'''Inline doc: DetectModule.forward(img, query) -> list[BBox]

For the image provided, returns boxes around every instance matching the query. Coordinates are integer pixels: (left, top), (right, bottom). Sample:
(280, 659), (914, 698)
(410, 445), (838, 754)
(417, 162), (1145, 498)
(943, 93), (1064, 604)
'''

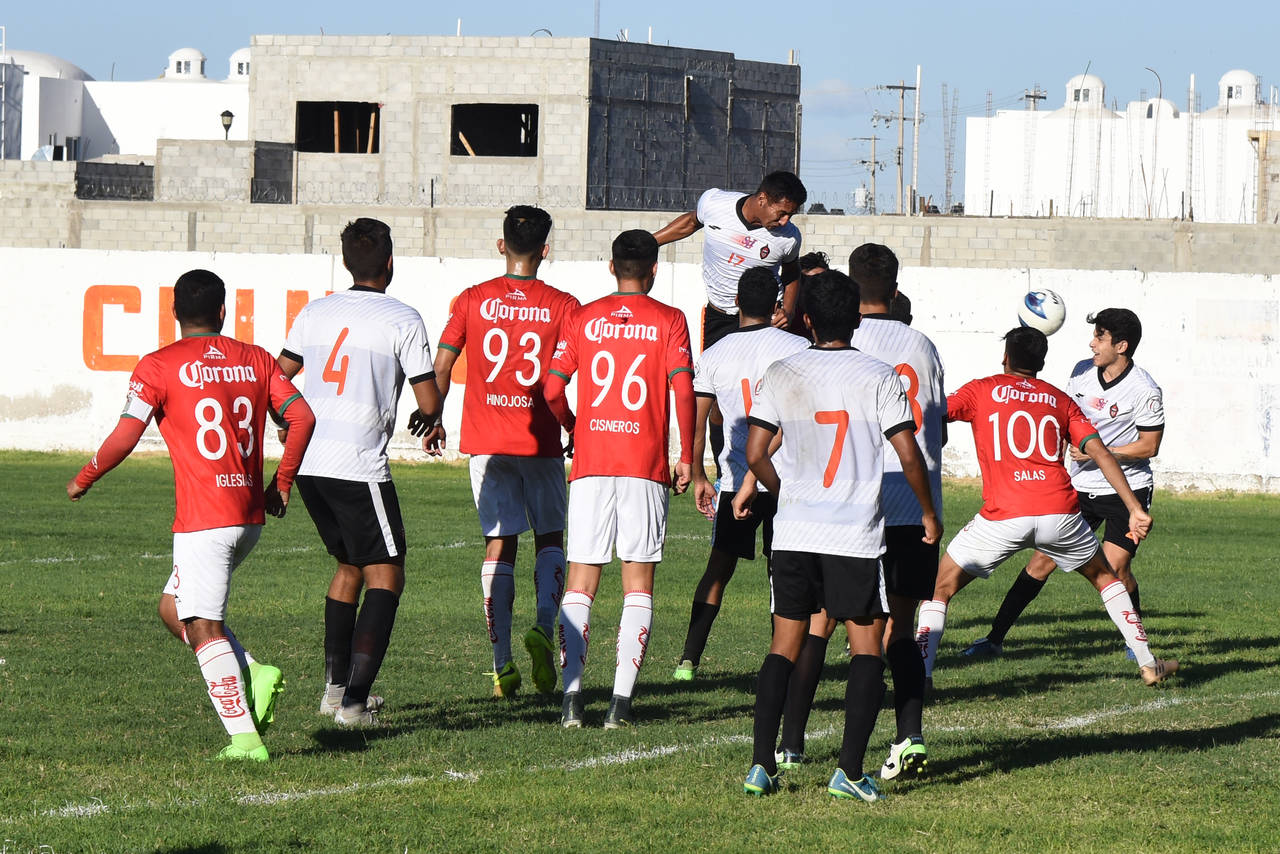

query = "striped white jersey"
(1066, 359), (1164, 493)
(695, 189), (802, 313)
(750, 347), (916, 558)
(693, 324), (811, 492)
(282, 287), (434, 482)
(852, 316), (946, 526)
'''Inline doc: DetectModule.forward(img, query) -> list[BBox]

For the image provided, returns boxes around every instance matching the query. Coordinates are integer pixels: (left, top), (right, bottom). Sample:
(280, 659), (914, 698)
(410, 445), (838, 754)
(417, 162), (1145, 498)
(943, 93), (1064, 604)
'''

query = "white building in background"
(0, 46), (249, 161)
(965, 70), (1279, 223)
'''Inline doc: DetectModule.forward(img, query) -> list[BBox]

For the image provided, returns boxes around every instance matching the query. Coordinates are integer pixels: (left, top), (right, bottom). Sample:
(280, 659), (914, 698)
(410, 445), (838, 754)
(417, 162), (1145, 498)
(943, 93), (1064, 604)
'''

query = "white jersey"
(1066, 359), (1164, 493)
(693, 324), (810, 492)
(750, 347), (915, 558)
(852, 316), (946, 526)
(695, 189), (802, 314)
(283, 287), (434, 482)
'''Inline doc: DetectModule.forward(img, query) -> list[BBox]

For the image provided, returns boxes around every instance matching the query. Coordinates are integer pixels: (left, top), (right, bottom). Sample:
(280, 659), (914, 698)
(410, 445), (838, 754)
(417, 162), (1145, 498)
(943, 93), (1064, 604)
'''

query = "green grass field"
(2, 450), (1279, 853)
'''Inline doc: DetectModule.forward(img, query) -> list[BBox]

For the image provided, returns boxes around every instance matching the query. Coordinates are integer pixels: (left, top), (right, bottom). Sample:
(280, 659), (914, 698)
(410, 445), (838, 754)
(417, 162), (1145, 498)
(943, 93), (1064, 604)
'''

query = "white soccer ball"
(1017, 289), (1066, 335)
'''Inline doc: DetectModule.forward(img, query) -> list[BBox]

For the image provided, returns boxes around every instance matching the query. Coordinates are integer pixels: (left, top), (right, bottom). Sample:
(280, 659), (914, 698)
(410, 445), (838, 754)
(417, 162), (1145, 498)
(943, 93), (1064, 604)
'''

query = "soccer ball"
(1017, 289), (1066, 335)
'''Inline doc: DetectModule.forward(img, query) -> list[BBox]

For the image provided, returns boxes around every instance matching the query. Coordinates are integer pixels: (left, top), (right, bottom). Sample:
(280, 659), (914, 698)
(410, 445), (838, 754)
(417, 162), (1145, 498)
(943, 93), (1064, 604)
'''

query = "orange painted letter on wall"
(83, 285), (141, 372)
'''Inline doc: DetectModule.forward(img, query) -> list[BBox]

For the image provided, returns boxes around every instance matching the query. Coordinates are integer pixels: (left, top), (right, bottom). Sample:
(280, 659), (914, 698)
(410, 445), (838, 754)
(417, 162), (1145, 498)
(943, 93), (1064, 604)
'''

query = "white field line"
(5, 539), (472, 569)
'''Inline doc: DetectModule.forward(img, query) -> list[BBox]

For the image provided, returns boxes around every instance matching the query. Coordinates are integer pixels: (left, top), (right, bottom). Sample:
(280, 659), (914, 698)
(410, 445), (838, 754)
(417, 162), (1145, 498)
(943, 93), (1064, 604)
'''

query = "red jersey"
(123, 334), (304, 532)
(947, 373), (1100, 520)
(438, 275), (580, 457)
(549, 293), (694, 484)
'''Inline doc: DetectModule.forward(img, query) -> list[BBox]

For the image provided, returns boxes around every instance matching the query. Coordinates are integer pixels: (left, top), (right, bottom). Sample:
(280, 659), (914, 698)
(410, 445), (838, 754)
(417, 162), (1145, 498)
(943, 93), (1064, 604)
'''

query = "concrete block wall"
(155, 139), (253, 203)
(0, 161), (78, 248)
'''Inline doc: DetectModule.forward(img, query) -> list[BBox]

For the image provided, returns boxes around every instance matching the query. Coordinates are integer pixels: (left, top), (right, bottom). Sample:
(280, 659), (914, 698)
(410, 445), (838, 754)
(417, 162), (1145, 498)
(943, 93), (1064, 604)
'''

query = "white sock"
(559, 590), (594, 695)
(1100, 581), (1155, 667)
(613, 591), (653, 699)
(195, 637), (258, 738)
(915, 600), (948, 677)
(224, 626), (256, 671)
(482, 560), (516, 670)
(534, 546), (566, 633)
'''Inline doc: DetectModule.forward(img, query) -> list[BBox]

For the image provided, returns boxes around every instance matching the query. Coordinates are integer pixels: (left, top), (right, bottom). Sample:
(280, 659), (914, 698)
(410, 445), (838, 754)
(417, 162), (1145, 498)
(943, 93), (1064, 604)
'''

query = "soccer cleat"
(319, 690), (383, 716)
(216, 743), (269, 762)
(774, 748), (806, 770)
(523, 626), (558, 695)
(334, 702), (379, 727)
(880, 736), (928, 780)
(672, 659), (697, 681)
(603, 695), (634, 729)
(961, 637), (1003, 658)
(743, 764), (781, 796)
(1141, 658), (1180, 686)
(248, 663), (285, 734)
(490, 661), (522, 698)
(561, 691), (585, 728)
(827, 768), (885, 802)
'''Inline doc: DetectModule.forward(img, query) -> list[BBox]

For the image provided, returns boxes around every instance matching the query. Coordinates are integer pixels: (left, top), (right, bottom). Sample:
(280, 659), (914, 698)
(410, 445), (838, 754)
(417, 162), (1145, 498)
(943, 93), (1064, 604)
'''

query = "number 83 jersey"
(124, 334), (303, 532)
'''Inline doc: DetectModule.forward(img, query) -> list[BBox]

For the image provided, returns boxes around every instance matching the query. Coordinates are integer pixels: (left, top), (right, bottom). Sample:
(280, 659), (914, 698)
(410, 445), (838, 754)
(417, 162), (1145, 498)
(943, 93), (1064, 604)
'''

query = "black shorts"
(711, 491), (777, 560)
(702, 303), (740, 351)
(1077, 487), (1153, 556)
(770, 550), (887, 623)
(882, 525), (940, 600)
(296, 475), (407, 567)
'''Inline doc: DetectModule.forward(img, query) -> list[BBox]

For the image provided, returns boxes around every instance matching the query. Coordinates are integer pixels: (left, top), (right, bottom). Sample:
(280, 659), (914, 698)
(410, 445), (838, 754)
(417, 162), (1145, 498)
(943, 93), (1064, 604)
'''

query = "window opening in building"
(450, 104), (538, 157)
(295, 101), (381, 154)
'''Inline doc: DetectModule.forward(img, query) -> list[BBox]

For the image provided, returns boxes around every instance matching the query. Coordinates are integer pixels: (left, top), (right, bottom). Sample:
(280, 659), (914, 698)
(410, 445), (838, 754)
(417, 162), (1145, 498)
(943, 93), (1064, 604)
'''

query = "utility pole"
(911, 65), (922, 215)
(877, 78), (919, 214)
(851, 135), (884, 214)
(1023, 85), (1047, 110)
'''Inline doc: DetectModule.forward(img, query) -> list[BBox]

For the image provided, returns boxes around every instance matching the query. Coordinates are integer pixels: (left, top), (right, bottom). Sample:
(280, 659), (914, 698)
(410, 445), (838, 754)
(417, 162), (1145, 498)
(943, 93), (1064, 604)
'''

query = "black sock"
(886, 636), (924, 741)
(751, 653), (794, 774)
(837, 655), (886, 776)
(987, 567), (1046, 645)
(680, 601), (721, 665)
(709, 422), (725, 480)
(1129, 583), (1142, 619)
(778, 634), (828, 754)
(324, 597), (358, 686)
(343, 588), (400, 707)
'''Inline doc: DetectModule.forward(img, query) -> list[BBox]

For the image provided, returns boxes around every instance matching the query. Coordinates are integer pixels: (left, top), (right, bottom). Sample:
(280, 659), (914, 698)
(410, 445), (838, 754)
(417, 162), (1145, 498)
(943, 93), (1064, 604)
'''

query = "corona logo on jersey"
(178, 360), (259, 390)
(479, 297), (551, 324)
(585, 316), (659, 343)
(990, 383), (1058, 407)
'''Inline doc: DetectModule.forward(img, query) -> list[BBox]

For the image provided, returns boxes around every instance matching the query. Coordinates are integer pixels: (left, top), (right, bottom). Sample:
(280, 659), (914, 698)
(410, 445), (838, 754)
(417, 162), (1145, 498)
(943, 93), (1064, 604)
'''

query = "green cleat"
(672, 659), (697, 681)
(216, 742), (269, 762)
(879, 736), (928, 780)
(247, 663), (285, 734)
(523, 626), (558, 695)
(490, 661), (521, 698)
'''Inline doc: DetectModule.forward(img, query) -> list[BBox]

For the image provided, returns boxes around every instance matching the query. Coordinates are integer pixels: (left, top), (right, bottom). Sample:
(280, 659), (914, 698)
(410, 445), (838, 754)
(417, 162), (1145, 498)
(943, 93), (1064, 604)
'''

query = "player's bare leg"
(1102, 540), (1140, 608)
(525, 531), (565, 695)
(1076, 551), (1177, 683)
(676, 547), (739, 678)
(482, 534), (520, 695)
(185, 616), (266, 760)
(915, 555), (977, 679)
(558, 561), (603, 727)
(777, 610), (835, 764)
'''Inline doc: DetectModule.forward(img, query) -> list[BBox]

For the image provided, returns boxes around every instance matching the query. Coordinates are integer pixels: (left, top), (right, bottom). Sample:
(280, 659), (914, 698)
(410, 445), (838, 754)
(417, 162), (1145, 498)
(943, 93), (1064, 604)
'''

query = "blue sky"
(5, 1), (1275, 210)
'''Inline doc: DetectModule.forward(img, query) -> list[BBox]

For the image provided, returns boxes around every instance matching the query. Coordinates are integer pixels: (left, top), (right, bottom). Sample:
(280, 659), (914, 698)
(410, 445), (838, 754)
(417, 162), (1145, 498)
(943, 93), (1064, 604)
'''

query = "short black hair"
(737, 267), (779, 319)
(1087, 307), (1142, 357)
(801, 270), (860, 343)
(341, 218), (393, 282)
(1004, 326), (1048, 374)
(612, 229), (659, 280)
(756, 171), (807, 207)
(503, 205), (553, 256)
(848, 243), (899, 306)
(798, 251), (830, 274)
(173, 269), (226, 327)
(889, 291), (913, 325)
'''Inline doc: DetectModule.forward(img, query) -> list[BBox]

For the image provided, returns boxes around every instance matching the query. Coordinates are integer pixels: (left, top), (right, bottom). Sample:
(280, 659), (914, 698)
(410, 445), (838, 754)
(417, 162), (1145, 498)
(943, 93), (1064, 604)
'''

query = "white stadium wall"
(1, 247), (1277, 492)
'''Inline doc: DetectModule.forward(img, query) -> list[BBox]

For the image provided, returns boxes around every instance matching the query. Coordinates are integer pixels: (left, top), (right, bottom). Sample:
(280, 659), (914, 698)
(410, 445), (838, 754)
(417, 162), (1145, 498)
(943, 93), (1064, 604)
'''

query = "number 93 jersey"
(123, 334), (303, 532)
(438, 275), (581, 457)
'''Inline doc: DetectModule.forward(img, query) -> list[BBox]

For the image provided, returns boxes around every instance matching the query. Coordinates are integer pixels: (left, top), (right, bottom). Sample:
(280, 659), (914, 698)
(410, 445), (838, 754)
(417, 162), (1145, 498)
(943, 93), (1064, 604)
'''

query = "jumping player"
(67, 269), (315, 761)
(431, 205), (579, 698)
(545, 229), (696, 729)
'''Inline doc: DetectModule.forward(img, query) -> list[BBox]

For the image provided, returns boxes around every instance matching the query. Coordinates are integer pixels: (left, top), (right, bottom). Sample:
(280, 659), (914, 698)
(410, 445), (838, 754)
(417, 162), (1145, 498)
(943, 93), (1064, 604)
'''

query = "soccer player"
(672, 267), (809, 681)
(431, 205), (579, 698)
(798, 251), (830, 276)
(278, 217), (444, 727)
(914, 327), (1179, 691)
(963, 309), (1163, 659)
(544, 229), (697, 729)
(67, 269), (316, 761)
(740, 271), (941, 802)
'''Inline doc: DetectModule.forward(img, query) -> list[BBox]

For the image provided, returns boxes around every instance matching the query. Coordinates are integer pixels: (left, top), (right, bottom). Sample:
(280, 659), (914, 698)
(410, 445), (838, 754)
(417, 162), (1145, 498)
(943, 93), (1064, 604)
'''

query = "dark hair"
(889, 290), (913, 326)
(801, 270), (860, 343)
(611, 229), (659, 280)
(173, 269), (226, 327)
(798, 251), (830, 274)
(756, 170), (808, 207)
(848, 243), (899, 306)
(341, 218), (393, 282)
(737, 267), (779, 319)
(502, 205), (553, 256)
(1087, 307), (1142, 357)
(1004, 326), (1048, 374)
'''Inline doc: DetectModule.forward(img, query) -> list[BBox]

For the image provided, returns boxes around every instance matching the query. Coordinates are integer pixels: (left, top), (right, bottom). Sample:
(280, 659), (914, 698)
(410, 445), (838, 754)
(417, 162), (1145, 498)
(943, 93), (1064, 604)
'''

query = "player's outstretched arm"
(67, 416), (148, 501)
(887, 429), (942, 544)
(543, 371), (575, 435)
(652, 211), (701, 246)
(775, 261), (801, 328)
(1083, 435), (1152, 540)
(671, 371), (697, 495)
(744, 423), (781, 495)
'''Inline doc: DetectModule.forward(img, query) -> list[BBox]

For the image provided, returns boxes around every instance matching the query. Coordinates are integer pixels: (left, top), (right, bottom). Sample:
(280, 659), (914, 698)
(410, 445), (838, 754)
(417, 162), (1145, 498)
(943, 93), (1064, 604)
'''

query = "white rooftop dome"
(1064, 73), (1105, 108)
(1218, 69), (1260, 106)
(166, 47), (207, 80)
(228, 47), (250, 80)
(3, 49), (93, 81)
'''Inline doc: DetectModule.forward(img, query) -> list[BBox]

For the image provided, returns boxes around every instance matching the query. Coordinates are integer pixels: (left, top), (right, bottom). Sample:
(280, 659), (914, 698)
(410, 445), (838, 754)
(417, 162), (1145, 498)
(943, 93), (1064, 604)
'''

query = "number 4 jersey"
(123, 334), (304, 532)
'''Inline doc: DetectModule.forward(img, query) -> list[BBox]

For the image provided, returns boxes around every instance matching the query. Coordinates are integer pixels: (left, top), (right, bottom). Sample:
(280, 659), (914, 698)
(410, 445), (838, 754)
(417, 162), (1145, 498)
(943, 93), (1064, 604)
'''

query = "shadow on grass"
(153, 845), (228, 854)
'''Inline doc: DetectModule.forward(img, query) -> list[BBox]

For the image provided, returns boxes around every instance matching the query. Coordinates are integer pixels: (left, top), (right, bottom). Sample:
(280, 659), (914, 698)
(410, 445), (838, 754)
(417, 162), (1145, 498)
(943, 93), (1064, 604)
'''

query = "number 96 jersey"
(123, 334), (303, 532)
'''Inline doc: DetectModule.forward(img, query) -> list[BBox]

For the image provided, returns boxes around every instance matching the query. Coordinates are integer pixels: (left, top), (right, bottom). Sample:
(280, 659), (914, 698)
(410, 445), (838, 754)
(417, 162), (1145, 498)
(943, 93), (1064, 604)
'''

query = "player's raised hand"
(921, 510), (942, 545)
(264, 480), (289, 518)
(693, 478), (717, 519)
(731, 482), (757, 520)
(66, 477), (89, 501)
(672, 461), (693, 495)
(421, 424), (446, 456)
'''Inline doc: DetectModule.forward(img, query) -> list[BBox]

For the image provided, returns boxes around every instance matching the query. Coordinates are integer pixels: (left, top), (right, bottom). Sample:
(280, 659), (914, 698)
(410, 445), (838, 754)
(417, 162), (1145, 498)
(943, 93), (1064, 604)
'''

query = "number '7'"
(813, 410), (849, 488)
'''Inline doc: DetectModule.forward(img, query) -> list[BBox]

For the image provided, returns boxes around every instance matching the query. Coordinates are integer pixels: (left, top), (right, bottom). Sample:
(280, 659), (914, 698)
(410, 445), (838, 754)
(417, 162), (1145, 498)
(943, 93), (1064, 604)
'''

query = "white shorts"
(469, 455), (567, 537)
(566, 476), (669, 564)
(945, 512), (1099, 578)
(163, 525), (262, 621)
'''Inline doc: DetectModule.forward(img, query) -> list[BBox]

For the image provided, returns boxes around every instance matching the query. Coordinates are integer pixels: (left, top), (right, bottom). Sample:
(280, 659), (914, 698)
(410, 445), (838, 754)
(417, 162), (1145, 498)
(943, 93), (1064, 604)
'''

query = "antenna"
(941, 83), (959, 212)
